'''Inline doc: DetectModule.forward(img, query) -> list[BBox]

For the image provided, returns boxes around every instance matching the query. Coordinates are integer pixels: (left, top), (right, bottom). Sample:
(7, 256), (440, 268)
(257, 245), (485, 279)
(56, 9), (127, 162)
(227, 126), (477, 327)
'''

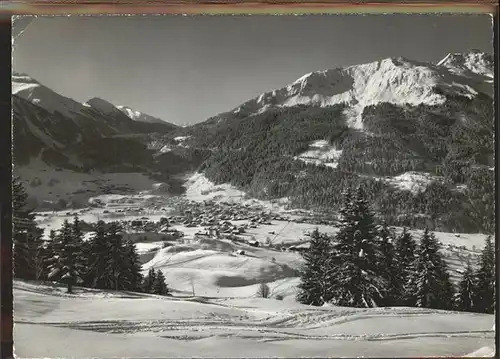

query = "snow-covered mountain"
(12, 73), (178, 169)
(178, 51), (494, 234)
(13, 73), (90, 119)
(227, 50), (493, 129)
(436, 50), (494, 78)
(116, 105), (165, 124)
(86, 97), (166, 124)
(13, 72), (171, 125)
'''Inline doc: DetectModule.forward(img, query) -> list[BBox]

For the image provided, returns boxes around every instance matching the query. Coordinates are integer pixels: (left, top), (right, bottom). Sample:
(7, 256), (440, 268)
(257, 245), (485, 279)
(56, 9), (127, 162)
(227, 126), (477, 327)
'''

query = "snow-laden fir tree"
(142, 268), (157, 293)
(296, 228), (335, 306)
(47, 220), (86, 293)
(85, 220), (110, 289)
(12, 175), (45, 280)
(406, 228), (454, 309)
(331, 186), (385, 308)
(376, 224), (400, 306)
(455, 260), (475, 312)
(437, 266), (455, 310)
(152, 269), (169, 296)
(394, 227), (417, 305)
(104, 222), (128, 291)
(473, 236), (495, 314)
(122, 240), (144, 292)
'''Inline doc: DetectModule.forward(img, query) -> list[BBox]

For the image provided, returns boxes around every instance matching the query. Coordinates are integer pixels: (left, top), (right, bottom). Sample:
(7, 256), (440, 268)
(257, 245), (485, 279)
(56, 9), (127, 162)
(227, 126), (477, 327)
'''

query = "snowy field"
(30, 171), (491, 291)
(14, 280), (495, 358)
(15, 161), (160, 207)
(15, 172), (495, 357)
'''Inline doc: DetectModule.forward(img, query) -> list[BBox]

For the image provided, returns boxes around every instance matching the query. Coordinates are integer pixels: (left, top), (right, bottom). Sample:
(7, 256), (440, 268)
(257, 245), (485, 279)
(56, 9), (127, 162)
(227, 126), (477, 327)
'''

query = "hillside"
(12, 73), (178, 169)
(12, 73), (187, 206)
(167, 51), (494, 234)
(12, 51), (494, 233)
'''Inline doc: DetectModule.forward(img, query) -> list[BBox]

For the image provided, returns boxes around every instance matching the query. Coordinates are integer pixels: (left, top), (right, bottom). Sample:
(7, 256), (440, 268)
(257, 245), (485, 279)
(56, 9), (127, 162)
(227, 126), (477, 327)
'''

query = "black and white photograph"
(11, 14), (495, 358)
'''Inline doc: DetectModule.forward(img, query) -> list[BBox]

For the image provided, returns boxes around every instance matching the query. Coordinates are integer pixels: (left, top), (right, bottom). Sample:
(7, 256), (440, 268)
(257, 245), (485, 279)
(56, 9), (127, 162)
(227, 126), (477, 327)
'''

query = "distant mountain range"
(12, 51), (495, 233)
(12, 72), (178, 171)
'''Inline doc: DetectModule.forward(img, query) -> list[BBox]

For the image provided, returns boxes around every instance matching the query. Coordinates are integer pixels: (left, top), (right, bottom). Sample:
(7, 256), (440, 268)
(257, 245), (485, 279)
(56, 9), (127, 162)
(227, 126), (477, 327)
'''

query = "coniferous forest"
(175, 93), (494, 235)
(12, 176), (169, 295)
(296, 186), (495, 313)
(14, 174), (494, 313)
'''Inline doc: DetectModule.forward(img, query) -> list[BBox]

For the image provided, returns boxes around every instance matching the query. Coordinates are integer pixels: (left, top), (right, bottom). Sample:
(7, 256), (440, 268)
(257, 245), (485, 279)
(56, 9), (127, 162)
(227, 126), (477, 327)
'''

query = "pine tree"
(455, 260), (475, 312)
(104, 222), (127, 291)
(71, 215), (84, 242)
(33, 234), (49, 281)
(394, 227), (417, 305)
(48, 220), (86, 293)
(331, 186), (385, 308)
(407, 228), (453, 309)
(122, 240), (143, 292)
(12, 176), (45, 280)
(333, 230), (385, 308)
(296, 228), (335, 306)
(152, 269), (169, 295)
(142, 268), (157, 293)
(376, 224), (400, 306)
(436, 265), (455, 310)
(85, 220), (110, 289)
(473, 236), (495, 314)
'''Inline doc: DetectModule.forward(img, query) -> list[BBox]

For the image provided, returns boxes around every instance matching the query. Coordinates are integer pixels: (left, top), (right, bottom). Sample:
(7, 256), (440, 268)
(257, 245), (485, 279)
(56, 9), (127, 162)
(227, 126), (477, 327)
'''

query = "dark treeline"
(188, 93), (493, 234)
(12, 176), (169, 295)
(297, 186), (495, 314)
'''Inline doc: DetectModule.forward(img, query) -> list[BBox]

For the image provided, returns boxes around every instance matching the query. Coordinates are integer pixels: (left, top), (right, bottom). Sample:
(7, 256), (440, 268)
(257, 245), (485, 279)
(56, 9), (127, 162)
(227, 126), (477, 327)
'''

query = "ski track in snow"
(14, 280), (495, 347)
(17, 318), (494, 342)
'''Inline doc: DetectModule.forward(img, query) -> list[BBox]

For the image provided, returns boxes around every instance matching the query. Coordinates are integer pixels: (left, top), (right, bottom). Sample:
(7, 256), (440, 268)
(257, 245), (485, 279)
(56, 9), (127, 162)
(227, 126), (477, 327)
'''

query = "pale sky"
(13, 14), (493, 125)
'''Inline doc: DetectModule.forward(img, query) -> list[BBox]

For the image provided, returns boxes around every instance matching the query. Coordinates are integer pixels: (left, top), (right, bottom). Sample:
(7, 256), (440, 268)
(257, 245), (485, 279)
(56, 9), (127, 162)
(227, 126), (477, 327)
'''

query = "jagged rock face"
(227, 51), (493, 129)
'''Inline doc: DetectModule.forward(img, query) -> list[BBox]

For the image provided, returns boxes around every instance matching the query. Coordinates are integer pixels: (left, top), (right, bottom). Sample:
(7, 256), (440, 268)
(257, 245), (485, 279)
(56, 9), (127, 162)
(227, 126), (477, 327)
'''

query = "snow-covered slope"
(14, 279), (495, 358)
(293, 140), (342, 168)
(117, 105), (166, 124)
(87, 98), (166, 124)
(13, 73), (172, 126)
(437, 50), (494, 78)
(86, 97), (126, 117)
(229, 51), (493, 129)
(13, 73), (89, 119)
(12, 73), (178, 170)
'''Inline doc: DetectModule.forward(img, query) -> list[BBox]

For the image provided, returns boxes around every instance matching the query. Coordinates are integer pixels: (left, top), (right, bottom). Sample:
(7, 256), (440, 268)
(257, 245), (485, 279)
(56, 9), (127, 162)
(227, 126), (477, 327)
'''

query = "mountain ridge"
(217, 51), (493, 130)
(172, 50), (494, 234)
(13, 73), (175, 126)
(12, 51), (495, 233)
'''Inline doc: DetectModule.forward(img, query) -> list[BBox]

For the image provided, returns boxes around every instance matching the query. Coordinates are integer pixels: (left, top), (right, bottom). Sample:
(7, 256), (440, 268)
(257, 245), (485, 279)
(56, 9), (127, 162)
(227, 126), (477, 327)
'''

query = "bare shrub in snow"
(256, 282), (270, 298)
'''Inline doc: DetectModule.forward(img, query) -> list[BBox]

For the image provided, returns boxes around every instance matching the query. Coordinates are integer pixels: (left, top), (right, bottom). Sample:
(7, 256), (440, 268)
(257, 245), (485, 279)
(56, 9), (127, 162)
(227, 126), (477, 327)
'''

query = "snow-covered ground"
(19, 172), (495, 358)
(184, 172), (290, 212)
(382, 171), (437, 194)
(294, 140), (343, 169)
(14, 280), (495, 358)
(15, 160), (160, 208)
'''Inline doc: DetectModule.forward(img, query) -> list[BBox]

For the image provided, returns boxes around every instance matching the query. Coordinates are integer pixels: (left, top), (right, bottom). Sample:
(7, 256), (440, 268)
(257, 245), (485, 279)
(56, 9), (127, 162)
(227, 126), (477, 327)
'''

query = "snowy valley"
(12, 49), (496, 358)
